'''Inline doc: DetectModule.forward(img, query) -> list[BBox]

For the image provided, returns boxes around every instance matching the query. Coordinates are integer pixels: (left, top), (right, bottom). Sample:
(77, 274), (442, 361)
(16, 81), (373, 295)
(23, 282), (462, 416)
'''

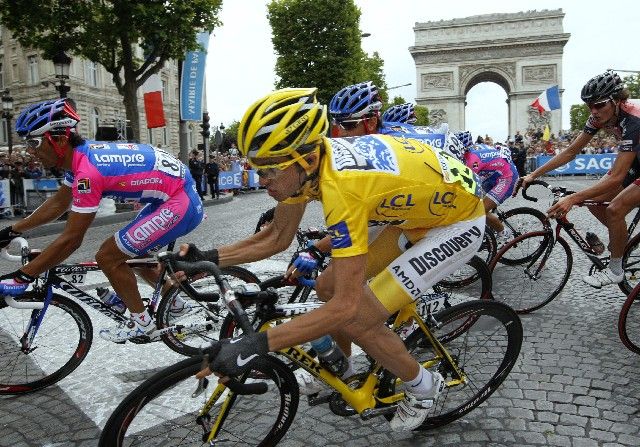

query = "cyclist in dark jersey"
(517, 70), (640, 287)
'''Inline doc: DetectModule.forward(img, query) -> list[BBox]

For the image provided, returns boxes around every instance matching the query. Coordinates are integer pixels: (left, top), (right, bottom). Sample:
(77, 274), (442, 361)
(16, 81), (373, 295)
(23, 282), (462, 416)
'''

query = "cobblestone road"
(1, 177), (639, 446)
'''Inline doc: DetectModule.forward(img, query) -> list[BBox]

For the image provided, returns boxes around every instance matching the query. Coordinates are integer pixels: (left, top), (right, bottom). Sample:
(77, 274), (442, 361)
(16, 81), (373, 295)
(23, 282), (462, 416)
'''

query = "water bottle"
(96, 287), (127, 314)
(309, 335), (347, 376)
(585, 232), (605, 255)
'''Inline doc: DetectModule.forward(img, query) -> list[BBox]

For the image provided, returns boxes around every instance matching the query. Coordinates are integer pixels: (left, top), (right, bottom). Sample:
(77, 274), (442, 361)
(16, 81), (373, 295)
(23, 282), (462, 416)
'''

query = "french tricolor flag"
(142, 74), (166, 128)
(531, 85), (561, 114)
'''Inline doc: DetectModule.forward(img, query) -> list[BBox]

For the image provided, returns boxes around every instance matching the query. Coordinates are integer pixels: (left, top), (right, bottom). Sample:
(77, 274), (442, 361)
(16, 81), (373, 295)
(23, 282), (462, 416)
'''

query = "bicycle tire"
(0, 292), (93, 395)
(437, 231), (495, 287)
(498, 207), (550, 265)
(618, 283), (640, 354)
(99, 354), (299, 447)
(620, 233), (640, 295)
(157, 265), (259, 356)
(378, 300), (522, 429)
(489, 230), (572, 313)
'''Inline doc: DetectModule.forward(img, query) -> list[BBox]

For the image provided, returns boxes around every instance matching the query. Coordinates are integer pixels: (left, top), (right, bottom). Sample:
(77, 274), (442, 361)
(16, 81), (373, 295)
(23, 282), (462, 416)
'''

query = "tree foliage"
(0, 0), (222, 141)
(268, 0), (385, 105)
(569, 104), (590, 131)
(623, 73), (640, 98)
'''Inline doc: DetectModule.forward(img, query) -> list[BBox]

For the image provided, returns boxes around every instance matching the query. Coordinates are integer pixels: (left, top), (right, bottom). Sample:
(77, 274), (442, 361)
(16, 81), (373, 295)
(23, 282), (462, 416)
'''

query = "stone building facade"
(0, 25), (200, 156)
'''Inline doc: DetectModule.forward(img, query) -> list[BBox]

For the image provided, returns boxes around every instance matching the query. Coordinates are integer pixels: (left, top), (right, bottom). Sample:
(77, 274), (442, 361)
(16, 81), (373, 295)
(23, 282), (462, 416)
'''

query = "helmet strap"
(45, 132), (69, 168)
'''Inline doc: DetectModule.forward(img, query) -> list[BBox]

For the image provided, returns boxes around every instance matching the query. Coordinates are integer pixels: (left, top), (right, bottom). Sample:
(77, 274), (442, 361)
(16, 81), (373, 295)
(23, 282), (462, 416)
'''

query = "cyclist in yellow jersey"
(179, 88), (485, 430)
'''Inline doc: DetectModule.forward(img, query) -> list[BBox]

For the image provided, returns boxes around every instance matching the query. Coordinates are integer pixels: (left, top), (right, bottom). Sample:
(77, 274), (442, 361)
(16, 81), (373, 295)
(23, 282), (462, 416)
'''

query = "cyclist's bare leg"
(96, 236), (145, 313)
(587, 181), (623, 226)
(484, 197), (502, 233)
(606, 183), (640, 258)
(341, 284), (420, 382)
(314, 263), (354, 357)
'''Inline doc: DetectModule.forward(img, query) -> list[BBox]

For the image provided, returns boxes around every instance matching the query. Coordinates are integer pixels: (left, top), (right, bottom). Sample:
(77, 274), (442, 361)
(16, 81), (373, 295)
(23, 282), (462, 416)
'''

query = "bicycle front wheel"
(99, 354), (299, 447)
(379, 300), (522, 430)
(157, 266), (260, 356)
(619, 284), (640, 354)
(498, 207), (550, 265)
(490, 231), (572, 313)
(0, 292), (93, 395)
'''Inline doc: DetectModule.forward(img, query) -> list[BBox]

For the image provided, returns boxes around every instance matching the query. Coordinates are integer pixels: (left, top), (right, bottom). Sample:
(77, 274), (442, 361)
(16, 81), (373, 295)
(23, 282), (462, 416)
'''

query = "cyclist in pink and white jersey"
(516, 70), (640, 288)
(0, 99), (204, 342)
(452, 133), (519, 243)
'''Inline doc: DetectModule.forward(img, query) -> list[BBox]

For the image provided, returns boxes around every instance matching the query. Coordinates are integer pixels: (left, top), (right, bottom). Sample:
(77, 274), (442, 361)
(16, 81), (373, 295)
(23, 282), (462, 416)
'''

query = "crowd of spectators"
(0, 149), (59, 181)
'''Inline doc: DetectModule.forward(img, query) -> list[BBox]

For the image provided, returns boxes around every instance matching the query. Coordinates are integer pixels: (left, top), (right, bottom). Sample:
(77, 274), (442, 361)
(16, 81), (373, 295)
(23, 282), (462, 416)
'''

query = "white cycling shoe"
(99, 317), (159, 343)
(390, 372), (445, 431)
(582, 268), (624, 288)
(294, 369), (326, 395)
(169, 297), (193, 318)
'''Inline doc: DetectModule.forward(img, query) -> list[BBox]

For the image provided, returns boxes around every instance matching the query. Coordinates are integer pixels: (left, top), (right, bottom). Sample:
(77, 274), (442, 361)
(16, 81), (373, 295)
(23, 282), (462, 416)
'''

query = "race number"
(154, 151), (185, 178)
(65, 273), (86, 284)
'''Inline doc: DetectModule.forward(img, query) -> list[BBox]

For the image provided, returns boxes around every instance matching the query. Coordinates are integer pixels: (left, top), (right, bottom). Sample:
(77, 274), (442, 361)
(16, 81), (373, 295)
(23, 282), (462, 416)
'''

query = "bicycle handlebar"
(521, 180), (550, 202)
(0, 237), (29, 263)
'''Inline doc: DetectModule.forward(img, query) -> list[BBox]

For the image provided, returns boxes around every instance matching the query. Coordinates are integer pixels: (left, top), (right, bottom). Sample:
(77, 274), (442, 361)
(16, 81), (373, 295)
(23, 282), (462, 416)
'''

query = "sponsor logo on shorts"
(408, 225), (483, 276)
(125, 208), (180, 245)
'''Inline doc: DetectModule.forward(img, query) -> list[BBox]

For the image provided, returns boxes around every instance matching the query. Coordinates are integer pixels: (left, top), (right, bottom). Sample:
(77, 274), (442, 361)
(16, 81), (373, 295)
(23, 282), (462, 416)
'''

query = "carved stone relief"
(527, 107), (551, 130)
(421, 72), (454, 90)
(429, 109), (448, 126)
(522, 65), (557, 84)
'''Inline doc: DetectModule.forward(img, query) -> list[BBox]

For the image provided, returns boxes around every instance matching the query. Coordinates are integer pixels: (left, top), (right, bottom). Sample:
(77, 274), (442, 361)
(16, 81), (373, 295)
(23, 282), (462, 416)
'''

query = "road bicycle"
(0, 239), (258, 395)
(619, 283), (640, 354)
(99, 256), (522, 446)
(488, 180), (640, 313)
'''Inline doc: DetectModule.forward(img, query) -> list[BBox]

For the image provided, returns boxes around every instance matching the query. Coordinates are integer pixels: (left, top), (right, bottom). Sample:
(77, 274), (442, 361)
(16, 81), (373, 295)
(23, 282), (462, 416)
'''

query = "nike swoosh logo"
(237, 353), (258, 367)
(229, 338), (243, 344)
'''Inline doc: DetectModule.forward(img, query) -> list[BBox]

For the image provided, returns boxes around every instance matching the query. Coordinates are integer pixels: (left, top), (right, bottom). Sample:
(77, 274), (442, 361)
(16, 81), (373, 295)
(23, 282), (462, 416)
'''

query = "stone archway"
(410, 9), (570, 137)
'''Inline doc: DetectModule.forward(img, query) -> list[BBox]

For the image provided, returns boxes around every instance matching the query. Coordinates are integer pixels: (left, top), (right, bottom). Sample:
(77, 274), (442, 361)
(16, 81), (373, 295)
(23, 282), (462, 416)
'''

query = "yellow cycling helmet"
(238, 88), (328, 160)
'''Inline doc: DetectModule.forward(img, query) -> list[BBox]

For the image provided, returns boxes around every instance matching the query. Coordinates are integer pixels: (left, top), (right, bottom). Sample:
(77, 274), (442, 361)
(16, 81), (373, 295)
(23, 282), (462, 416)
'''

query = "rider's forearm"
(12, 189), (71, 233)
(218, 229), (290, 267)
(20, 233), (82, 277)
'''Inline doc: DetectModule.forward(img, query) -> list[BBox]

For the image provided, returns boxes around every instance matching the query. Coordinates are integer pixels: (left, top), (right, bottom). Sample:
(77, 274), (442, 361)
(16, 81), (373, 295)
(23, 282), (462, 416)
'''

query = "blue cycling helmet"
(454, 131), (473, 148)
(15, 98), (80, 138)
(329, 81), (382, 120)
(382, 103), (417, 124)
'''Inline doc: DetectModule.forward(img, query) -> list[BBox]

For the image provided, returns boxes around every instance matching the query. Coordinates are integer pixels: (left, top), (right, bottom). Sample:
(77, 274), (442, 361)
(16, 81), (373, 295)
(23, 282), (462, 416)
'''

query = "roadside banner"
(536, 154), (616, 175)
(180, 32), (210, 121)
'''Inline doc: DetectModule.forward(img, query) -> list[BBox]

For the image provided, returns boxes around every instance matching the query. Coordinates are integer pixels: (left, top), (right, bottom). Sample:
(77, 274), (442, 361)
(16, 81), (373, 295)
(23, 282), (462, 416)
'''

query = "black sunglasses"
(332, 118), (365, 131)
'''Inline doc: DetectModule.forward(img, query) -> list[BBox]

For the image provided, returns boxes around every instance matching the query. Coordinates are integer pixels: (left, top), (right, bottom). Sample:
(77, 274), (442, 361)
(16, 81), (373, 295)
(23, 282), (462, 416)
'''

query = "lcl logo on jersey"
(429, 191), (457, 216)
(379, 194), (416, 211)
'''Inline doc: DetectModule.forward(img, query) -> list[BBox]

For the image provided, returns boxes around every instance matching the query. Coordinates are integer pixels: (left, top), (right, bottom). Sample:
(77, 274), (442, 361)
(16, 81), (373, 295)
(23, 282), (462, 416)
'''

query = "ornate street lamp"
(52, 49), (72, 98)
(1, 89), (13, 155)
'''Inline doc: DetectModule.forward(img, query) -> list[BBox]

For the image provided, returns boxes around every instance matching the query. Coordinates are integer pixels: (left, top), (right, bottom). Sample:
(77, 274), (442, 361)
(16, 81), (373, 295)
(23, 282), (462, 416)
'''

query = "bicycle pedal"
(307, 391), (332, 406)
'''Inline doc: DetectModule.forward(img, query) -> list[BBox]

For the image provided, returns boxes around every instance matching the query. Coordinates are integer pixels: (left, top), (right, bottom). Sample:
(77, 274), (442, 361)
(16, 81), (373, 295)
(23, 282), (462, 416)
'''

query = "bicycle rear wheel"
(498, 207), (550, 265)
(379, 300), (522, 429)
(489, 231), (572, 313)
(157, 266), (259, 356)
(619, 284), (640, 354)
(0, 292), (92, 395)
(99, 354), (299, 447)
(621, 234), (640, 295)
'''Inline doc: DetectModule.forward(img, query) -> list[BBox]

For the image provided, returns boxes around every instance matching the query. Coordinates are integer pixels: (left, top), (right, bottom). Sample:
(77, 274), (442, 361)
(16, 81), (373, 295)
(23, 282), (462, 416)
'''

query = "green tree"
(268, 0), (384, 105)
(569, 104), (590, 131)
(414, 105), (429, 126)
(0, 0), (222, 141)
(623, 73), (640, 98)
(361, 52), (387, 102)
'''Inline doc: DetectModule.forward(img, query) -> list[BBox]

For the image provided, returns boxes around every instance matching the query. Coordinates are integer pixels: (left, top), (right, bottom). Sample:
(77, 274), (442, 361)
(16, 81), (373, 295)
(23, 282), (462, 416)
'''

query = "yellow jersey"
(295, 134), (485, 258)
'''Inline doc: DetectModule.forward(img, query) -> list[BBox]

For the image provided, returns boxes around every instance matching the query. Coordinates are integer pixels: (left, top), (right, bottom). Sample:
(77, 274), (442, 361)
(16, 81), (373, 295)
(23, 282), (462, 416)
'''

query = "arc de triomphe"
(410, 9), (570, 137)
